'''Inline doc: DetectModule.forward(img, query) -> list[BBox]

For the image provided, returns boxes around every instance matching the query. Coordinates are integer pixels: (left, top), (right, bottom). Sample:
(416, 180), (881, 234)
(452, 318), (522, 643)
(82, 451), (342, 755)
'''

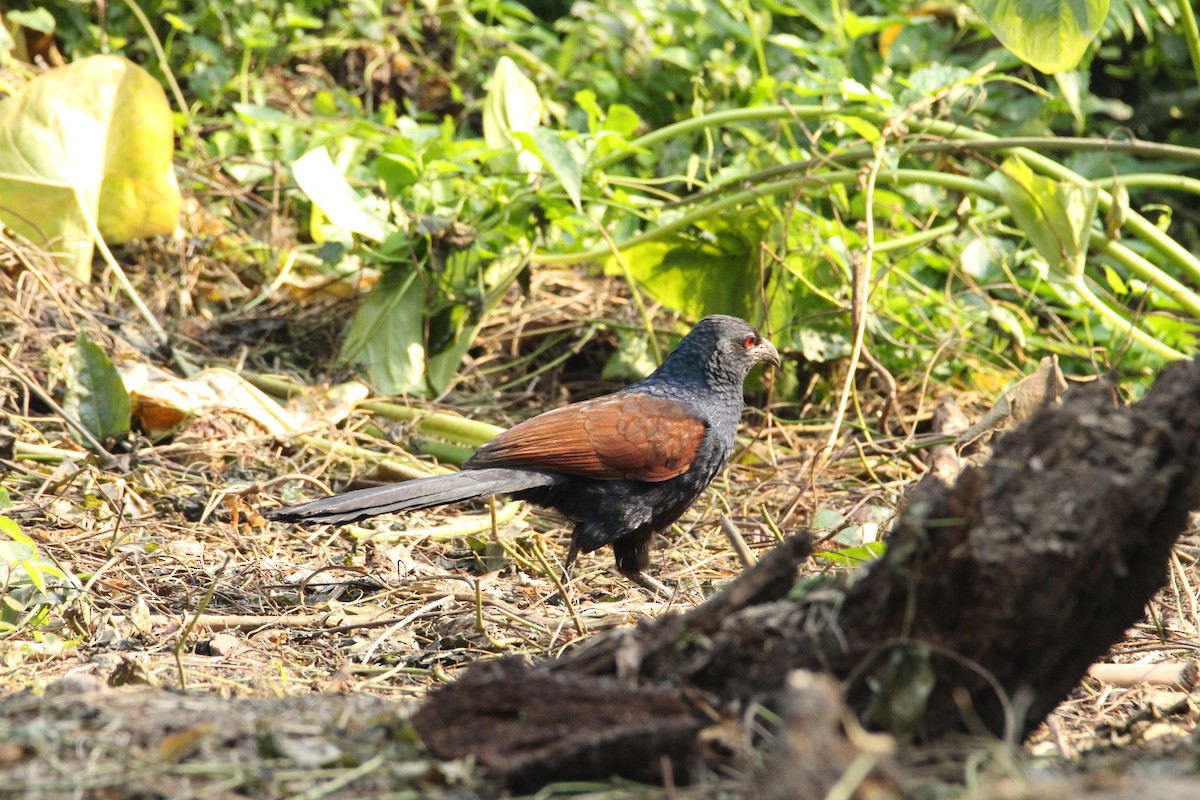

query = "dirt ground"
(2, 235), (1199, 798)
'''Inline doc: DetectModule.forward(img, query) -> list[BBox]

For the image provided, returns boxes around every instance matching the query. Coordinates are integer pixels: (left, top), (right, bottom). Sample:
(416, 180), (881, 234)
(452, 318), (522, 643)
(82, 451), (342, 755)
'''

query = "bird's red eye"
(743, 335), (756, 349)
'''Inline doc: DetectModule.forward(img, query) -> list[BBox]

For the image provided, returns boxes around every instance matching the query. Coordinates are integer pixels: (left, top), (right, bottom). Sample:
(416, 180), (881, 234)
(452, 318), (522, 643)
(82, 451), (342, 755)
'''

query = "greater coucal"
(268, 315), (780, 595)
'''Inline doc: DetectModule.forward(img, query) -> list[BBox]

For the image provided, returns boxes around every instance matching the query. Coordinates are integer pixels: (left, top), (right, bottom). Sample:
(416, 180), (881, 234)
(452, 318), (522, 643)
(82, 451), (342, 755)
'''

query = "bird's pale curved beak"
(758, 339), (781, 367)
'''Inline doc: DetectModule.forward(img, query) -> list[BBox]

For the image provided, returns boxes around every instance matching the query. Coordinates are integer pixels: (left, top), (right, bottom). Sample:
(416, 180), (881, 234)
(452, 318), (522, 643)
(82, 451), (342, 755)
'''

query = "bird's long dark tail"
(266, 467), (563, 525)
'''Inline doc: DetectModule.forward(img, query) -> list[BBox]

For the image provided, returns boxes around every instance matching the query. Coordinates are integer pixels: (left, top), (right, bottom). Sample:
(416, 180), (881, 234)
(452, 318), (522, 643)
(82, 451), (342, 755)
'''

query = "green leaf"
(996, 158), (1098, 281)
(0, 55), (182, 278)
(794, 327), (851, 363)
(829, 113), (882, 143)
(20, 558), (48, 593)
(292, 146), (388, 242)
(424, 303), (473, 396)
(611, 216), (773, 322)
(340, 268), (426, 396)
(530, 128), (584, 212)
(971, 0), (1109, 73)
(8, 9), (57, 33)
(602, 329), (658, 382)
(62, 331), (131, 444)
(0, 525), (36, 563)
(575, 89), (603, 133)
(1053, 70), (1085, 129)
(482, 56), (543, 176)
(601, 105), (641, 138)
(1103, 265), (1128, 296)
(163, 13), (195, 33)
(814, 541), (887, 566)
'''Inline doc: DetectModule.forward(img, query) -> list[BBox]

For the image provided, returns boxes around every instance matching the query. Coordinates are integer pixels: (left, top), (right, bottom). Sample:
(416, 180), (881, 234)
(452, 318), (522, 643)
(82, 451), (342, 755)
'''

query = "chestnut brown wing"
(463, 393), (707, 482)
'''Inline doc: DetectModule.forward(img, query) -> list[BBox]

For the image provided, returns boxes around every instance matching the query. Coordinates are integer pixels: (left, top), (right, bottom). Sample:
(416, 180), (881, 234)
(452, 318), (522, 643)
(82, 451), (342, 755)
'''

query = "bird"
(267, 315), (780, 596)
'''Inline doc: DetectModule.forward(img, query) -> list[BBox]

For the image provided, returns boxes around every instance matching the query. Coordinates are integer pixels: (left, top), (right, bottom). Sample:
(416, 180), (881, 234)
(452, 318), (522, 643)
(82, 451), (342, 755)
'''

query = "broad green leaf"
(8, 9), (56, 33)
(1103, 265), (1128, 296)
(425, 302), (474, 397)
(615, 241), (757, 322)
(0, 55), (181, 279)
(814, 541), (887, 566)
(0, 178), (89, 267)
(292, 146), (388, 242)
(602, 330), (658, 382)
(610, 216), (773, 322)
(575, 89), (603, 132)
(530, 128), (584, 211)
(62, 331), (131, 444)
(601, 104), (641, 138)
(19, 558), (48, 593)
(829, 113), (882, 143)
(1053, 70), (1085, 129)
(1143, 314), (1199, 352)
(971, 0), (1109, 74)
(0, 518), (34, 561)
(482, 56), (543, 176)
(996, 158), (1098, 280)
(340, 267), (427, 396)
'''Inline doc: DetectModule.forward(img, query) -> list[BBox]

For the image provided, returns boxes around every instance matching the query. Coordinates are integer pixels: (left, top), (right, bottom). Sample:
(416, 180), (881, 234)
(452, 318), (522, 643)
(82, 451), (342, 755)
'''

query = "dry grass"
(2, 230), (1199, 798)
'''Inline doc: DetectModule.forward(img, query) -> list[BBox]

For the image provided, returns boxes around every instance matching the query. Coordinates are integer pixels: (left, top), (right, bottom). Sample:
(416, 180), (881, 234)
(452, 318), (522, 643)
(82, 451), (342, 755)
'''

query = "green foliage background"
(10, 0), (1200, 401)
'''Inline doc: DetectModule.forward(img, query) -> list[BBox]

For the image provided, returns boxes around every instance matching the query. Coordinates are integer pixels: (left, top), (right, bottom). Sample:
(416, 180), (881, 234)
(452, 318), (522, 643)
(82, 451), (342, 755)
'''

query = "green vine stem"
(892, 114), (1200, 286)
(1065, 277), (1186, 360)
(1091, 234), (1200, 320)
(534, 103), (1198, 357)
(541, 163), (1200, 317)
(1115, 174), (1200, 195)
(534, 168), (1005, 265)
(1176, 0), (1200, 91)
(542, 166), (1188, 359)
(358, 401), (504, 446)
(671, 138), (1200, 211)
(581, 104), (1200, 285)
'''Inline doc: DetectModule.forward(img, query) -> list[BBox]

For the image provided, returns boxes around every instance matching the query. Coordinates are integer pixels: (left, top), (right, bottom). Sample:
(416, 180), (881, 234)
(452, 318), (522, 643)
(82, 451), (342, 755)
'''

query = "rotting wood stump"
(413, 360), (1200, 791)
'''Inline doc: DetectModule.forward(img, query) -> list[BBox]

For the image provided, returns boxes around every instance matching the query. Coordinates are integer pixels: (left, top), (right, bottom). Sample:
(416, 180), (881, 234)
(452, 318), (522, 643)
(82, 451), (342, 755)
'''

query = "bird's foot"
(625, 570), (675, 600)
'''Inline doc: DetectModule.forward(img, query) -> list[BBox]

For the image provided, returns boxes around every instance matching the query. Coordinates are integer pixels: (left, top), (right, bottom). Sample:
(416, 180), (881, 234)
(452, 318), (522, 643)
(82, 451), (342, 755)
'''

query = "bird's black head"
(655, 314), (781, 390)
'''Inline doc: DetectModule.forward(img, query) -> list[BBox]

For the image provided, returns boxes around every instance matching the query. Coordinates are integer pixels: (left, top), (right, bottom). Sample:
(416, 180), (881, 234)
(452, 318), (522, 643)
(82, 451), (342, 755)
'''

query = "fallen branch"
(1087, 661), (1199, 690)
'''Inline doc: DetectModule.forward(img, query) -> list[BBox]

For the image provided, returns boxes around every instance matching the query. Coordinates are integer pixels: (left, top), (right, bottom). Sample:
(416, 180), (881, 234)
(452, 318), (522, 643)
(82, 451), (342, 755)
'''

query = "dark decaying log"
(413, 360), (1200, 790)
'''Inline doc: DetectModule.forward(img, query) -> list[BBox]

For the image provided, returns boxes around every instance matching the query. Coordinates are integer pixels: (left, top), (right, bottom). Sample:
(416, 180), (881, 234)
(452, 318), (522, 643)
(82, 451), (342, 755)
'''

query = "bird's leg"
(622, 568), (674, 600)
(613, 530), (675, 600)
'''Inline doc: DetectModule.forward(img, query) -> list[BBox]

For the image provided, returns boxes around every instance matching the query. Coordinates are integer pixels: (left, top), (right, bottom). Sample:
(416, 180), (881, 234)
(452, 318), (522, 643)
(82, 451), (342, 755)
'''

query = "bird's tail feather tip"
(263, 467), (563, 526)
